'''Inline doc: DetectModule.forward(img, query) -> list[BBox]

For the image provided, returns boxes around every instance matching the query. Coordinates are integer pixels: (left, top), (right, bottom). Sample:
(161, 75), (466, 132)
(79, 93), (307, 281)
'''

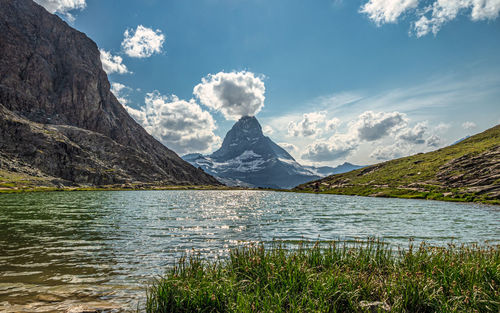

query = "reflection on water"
(0, 190), (499, 311)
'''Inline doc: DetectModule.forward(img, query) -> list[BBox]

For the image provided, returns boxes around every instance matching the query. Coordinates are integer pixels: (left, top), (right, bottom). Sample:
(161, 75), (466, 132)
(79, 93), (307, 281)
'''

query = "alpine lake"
(0, 190), (499, 312)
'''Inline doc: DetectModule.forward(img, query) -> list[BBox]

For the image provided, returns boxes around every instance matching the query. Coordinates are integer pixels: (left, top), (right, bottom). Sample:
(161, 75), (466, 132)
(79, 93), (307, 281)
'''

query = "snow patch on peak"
(239, 150), (261, 160)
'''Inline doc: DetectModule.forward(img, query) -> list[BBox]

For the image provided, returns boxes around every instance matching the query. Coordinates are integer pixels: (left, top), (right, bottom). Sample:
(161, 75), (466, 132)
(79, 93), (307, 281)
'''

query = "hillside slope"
(0, 0), (220, 189)
(294, 125), (500, 203)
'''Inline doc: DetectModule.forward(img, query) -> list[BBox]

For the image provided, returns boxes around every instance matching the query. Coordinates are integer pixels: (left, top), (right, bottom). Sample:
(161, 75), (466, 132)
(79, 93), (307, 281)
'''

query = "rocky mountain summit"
(183, 116), (361, 189)
(0, 0), (219, 188)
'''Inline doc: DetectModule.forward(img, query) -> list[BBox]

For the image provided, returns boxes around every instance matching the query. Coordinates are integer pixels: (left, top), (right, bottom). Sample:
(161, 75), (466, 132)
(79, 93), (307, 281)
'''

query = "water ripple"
(0, 190), (498, 311)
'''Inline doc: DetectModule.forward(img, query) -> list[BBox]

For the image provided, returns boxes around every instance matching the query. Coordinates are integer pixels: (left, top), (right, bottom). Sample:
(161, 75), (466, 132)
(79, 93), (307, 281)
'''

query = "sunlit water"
(0, 190), (499, 312)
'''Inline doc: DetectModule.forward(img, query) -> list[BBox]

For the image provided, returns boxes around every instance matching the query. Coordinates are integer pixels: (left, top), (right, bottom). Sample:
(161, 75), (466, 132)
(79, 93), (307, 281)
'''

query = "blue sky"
(36, 0), (500, 166)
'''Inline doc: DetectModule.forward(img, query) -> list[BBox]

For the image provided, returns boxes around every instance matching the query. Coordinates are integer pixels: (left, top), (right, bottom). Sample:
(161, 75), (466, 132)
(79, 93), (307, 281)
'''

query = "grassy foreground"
(146, 241), (499, 312)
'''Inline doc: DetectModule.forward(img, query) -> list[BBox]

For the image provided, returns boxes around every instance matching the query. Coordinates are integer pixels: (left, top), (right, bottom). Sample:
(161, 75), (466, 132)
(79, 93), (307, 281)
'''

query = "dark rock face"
(0, 0), (219, 186)
(183, 116), (321, 189)
(211, 116), (293, 163)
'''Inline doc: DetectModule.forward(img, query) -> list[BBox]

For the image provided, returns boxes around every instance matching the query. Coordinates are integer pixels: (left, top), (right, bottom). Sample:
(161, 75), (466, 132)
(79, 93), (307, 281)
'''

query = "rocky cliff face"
(0, 0), (219, 187)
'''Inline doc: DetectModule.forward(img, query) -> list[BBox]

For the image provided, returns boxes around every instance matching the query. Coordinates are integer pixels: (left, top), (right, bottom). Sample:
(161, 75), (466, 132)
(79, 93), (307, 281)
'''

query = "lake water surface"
(1, 190), (499, 312)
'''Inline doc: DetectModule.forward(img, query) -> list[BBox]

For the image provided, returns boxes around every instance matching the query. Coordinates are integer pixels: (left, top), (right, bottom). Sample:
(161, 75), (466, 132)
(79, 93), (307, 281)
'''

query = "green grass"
(294, 125), (500, 204)
(146, 240), (499, 312)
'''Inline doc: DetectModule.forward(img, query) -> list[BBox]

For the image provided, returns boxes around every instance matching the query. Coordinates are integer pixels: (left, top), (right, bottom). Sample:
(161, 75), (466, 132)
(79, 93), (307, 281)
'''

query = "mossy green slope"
(294, 125), (500, 204)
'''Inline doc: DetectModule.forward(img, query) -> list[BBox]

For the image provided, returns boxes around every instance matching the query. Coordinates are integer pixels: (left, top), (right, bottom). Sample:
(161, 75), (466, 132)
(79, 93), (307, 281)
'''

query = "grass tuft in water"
(146, 240), (499, 312)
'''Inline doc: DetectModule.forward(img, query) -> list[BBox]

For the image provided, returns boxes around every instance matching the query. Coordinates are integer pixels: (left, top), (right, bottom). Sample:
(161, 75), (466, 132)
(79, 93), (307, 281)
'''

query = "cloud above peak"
(360, 0), (500, 37)
(193, 71), (266, 120)
(122, 25), (165, 58)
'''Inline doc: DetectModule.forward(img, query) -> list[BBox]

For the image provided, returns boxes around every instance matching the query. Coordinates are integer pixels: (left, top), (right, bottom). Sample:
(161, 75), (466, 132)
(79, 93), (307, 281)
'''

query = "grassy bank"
(0, 169), (240, 194)
(294, 125), (500, 205)
(146, 241), (499, 312)
(0, 181), (244, 194)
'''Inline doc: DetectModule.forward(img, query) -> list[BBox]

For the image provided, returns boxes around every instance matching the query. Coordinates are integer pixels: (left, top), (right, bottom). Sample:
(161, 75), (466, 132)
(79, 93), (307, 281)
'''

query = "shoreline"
(1, 184), (499, 205)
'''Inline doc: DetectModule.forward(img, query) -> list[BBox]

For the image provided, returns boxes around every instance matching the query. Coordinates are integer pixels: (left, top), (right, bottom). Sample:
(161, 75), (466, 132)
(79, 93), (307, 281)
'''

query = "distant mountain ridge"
(0, 0), (219, 188)
(304, 162), (365, 177)
(295, 125), (500, 203)
(183, 116), (364, 189)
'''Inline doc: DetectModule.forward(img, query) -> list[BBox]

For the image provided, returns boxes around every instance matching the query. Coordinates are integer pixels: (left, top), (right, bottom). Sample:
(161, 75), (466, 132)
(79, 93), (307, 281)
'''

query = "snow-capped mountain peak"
(183, 116), (364, 189)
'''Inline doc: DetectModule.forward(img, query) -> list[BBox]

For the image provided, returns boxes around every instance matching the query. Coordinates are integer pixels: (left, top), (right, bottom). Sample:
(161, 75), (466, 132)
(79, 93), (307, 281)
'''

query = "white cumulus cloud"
(360, 0), (500, 37)
(100, 50), (130, 75)
(370, 140), (411, 160)
(193, 71), (265, 120)
(122, 25), (165, 58)
(426, 134), (442, 147)
(360, 0), (419, 25)
(123, 91), (220, 155)
(414, 0), (500, 37)
(288, 112), (326, 137)
(462, 121), (477, 129)
(352, 111), (408, 141)
(34, 0), (86, 21)
(301, 135), (358, 162)
(397, 121), (427, 144)
(326, 118), (341, 131)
